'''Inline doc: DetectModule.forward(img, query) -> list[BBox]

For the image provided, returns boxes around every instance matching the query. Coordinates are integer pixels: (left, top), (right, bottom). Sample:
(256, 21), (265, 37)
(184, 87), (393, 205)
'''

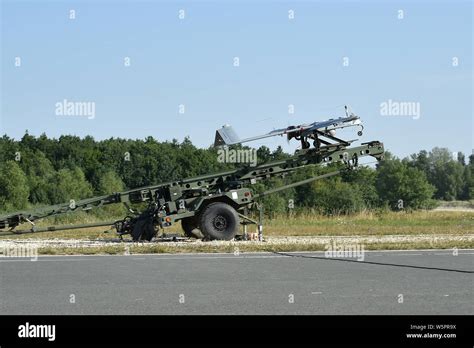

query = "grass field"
(265, 210), (473, 236)
(1, 210), (472, 240)
(1, 210), (472, 255)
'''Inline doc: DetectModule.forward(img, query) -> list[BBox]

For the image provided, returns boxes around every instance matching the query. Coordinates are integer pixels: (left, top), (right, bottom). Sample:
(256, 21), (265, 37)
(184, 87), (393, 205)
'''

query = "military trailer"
(0, 138), (384, 241)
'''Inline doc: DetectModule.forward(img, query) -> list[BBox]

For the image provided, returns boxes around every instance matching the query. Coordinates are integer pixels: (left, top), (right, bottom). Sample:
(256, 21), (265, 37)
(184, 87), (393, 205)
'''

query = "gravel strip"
(0, 234), (473, 250)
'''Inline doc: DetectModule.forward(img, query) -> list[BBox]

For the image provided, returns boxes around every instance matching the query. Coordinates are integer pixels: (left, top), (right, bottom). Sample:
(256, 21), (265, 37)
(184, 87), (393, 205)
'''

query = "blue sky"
(1, 0), (472, 160)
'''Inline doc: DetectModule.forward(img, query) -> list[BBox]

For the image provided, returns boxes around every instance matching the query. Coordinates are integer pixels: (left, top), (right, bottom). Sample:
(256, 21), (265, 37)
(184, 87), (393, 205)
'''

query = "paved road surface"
(1, 250), (473, 314)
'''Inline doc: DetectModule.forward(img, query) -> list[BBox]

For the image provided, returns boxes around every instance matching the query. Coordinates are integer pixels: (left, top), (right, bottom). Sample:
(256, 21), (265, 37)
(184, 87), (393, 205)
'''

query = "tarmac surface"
(0, 250), (473, 315)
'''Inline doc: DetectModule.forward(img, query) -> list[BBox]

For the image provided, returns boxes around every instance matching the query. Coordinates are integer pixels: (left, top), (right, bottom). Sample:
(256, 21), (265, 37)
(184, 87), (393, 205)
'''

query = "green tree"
(47, 167), (93, 204)
(427, 148), (464, 200)
(341, 166), (379, 209)
(95, 170), (126, 217)
(409, 148), (467, 200)
(462, 155), (474, 199)
(304, 178), (365, 215)
(97, 170), (125, 194)
(376, 157), (435, 209)
(0, 161), (29, 211)
(254, 177), (295, 217)
(257, 146), (272, 163)
(19, 150), (56, 204)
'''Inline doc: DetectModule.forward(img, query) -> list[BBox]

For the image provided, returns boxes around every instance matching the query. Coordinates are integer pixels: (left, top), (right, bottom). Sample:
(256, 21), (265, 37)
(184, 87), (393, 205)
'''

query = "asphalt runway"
(0, 250), (473, 315)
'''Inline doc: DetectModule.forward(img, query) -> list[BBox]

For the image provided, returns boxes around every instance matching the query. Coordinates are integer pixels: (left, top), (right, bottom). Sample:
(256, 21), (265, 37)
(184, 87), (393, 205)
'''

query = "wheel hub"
(213, 215), (227, 231)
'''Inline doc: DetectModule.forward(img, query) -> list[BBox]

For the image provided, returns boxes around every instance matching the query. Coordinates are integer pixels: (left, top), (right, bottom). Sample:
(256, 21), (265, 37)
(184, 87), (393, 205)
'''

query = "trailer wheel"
(199, 202), (239, 240)
(181, 217), (204, 239)
(131, 218), (156, 241)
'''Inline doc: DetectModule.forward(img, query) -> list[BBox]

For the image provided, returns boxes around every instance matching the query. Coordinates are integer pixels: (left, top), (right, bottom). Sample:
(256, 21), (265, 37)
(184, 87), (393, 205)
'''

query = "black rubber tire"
(181, 217), (204, 239)
(199, 202), (239, 240)
(131, 218), (156, 241)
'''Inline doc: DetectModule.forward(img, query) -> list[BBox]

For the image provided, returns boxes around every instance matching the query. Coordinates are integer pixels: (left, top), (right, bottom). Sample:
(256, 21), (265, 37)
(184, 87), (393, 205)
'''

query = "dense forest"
(0, 132), (472, 216)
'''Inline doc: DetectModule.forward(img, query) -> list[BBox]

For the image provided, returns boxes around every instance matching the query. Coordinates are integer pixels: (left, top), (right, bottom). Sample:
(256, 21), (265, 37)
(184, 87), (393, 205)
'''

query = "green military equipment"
(0, 140), (384, 241)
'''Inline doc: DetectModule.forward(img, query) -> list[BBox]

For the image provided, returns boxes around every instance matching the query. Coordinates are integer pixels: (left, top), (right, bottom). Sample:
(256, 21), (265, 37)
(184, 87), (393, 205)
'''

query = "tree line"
(0, 132), (472, 215)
